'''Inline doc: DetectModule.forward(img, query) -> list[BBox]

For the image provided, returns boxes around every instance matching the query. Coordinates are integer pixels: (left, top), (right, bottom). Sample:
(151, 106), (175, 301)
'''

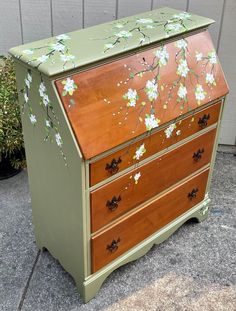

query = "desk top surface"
(9, 7), (214, 77)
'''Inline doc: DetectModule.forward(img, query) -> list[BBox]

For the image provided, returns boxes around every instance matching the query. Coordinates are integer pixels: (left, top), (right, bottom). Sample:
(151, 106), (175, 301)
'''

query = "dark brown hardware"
(198, 114), (210, 128)
(105, 157), (122, 174)
(106, 195), (121, 211)
(193, 148), (205, 161)
(188, 188), (199, 200)
(107, 238), (121, 253)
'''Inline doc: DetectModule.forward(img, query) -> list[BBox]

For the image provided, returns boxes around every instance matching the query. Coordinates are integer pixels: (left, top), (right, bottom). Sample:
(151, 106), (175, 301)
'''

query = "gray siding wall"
(0, 0), (235, 145)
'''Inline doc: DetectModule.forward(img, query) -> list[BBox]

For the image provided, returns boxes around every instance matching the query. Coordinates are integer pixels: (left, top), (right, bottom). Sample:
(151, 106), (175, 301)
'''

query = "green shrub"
(0, 55), (26, 169)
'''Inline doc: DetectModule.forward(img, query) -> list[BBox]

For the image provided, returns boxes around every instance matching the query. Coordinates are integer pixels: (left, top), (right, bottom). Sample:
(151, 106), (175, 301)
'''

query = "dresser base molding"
(80, 195), (210, 302)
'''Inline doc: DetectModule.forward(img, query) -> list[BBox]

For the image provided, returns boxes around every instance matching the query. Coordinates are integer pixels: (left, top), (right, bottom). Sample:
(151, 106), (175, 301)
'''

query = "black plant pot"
(0, 154), (22, 180)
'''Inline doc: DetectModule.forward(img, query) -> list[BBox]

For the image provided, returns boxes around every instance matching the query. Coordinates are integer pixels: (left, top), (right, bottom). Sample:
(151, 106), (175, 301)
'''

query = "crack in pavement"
(17, 250), (41, 311)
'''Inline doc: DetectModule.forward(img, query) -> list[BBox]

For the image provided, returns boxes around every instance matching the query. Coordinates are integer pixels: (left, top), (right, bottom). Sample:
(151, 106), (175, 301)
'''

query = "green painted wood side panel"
(9, 7), (214, 77)
(13, 62), (89, 286)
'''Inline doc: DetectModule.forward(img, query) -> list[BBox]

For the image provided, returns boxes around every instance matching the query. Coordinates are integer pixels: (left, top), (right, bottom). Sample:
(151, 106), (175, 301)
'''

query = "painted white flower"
(177, 59), (189, 77)
(195, 84), (206, 102)
(39, 82), (46, 97)
(114, 23), (124, 28)
(155, 46), (169, 66)
(137, 18), (153, 24)
(63, 78), (76, 91)
(176, 130), (181, 136)
(24, 93), (29, 103)
(177, 84), (187, 99)
(55, 133), (62, 147)
(27, 73), (32, 83)
(45, 120), (51, 127)
(145, 79), (158, 101)
(56, 34), (70, 40)
(146, 25), (154, 29)
(104, 43), (114, 49)
(23, 49), (34, 55)
(24, 78), (31, 89)
(201, 205), (209, 215)
(123, 88), (138, 107)
(60, 54), (75, 62)
(43, 94), (50, 106)
(208, 51), (217, 64)
(133, 143), (146, 160)
(179, 12), (191, 19)
(62, 78), (78, 96)
(173, 12), (191, 20)
(140, 37), (147, 44)
(24, 73), (32, 89)
(205, 73), (215, 85)
(29, 114), (37, 124)
(51, 42), (65, 51)
(164, 123), (176, 138)
(37, 55), (49, 63)
(134, 172), (141, 184)
(145, 114), (159, 131)
(175, 39), (188, 50)
(115, 30), (132, 38)
(166, 22), (183, 31)
(195, 52), (203, 62)
(38, 81), (50, 105)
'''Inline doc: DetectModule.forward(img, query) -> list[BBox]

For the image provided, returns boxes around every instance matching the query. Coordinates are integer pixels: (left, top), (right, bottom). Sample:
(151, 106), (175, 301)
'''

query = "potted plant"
(0, 55), (26, 179)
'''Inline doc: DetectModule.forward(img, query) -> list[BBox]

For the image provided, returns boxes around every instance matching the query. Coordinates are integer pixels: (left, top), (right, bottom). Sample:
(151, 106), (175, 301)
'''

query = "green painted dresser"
(10, 7), (228, 302)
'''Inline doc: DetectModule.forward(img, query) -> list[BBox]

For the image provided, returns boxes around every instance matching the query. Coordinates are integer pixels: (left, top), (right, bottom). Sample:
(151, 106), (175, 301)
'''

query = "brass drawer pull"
(107, 238), (121, 253)
(198, 114), (210, 128)
(106, 195), (121, 211)
(193, 148), (204, 161)
(188, 188), (199, 200)
(105, 157), (122, 174)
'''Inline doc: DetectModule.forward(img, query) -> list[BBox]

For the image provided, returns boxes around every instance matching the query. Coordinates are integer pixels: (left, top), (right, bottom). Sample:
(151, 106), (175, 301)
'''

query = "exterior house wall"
(0, 0), (235, 145)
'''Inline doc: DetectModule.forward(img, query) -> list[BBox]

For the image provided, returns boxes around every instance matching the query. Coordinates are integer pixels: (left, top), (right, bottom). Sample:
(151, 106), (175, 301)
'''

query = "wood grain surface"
(55, 31), (228, 159)
(91, 168), (210, 272)
(90, 101), (221, 186)
(90, 128), (216, 232)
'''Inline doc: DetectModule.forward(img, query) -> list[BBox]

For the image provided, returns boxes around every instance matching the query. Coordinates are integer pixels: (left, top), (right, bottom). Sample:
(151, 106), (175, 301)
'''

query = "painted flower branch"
(39, 77), (68, 164)
(19, 70), (36, 124)
(104, 38), (219, 185)
(20, 69), (74, 165)
(195, 50), (218, 86)
(20, 34), (76, 70)
(121, 44), (170, 133)
(102, 12), (192, 52)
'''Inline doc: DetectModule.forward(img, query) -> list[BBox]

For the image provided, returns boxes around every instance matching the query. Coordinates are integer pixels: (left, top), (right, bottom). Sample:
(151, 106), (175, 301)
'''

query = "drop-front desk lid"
(9, 8), (228, 160)
(55, 31), (228, 159)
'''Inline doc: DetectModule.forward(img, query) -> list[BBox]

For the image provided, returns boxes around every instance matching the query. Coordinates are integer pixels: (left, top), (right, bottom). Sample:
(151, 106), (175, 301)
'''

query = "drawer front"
(91, 168), (210, 272)
(90, 101), (221, 186)
(90, 129), (216, 232)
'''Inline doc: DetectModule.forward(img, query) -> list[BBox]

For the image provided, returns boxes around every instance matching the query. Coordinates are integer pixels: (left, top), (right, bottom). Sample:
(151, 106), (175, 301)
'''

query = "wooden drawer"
(90, 101), (221, 186)
(90, 128), (216, 233)
(91, 168), (210, 272)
